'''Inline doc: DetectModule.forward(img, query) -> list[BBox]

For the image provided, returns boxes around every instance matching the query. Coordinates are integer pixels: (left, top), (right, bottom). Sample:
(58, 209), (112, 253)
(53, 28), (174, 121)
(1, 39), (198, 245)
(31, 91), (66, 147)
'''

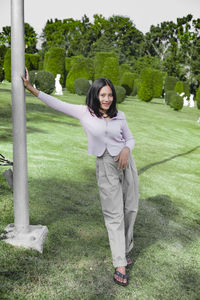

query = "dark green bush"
(66, 57), (94, 93)
(0, 45), (7, 82)
(131, 85), (138, 96)
(164, 76), (177, 92)
(119, 72), (136, 95)
(44, 47), (66, 86)
(170, 94), (183, 111)
(25, 53), (31, 70)
(114, 85), (126, 103)
(74, 78), (90, 96)
(165, 90), (176, 105)
(35, 71), (55, 94)
(138, 68), (154, 102)
(29, 53), (40, 70)
(175, 81), (184, 95)
(29, 70), (37, 86)
(3, 48), (11, 82)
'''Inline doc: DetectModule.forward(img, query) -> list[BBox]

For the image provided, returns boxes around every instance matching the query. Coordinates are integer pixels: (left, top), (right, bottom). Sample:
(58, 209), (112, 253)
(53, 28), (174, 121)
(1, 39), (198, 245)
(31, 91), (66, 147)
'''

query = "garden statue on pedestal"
(55, 74), (63, 95)
(189, 94), (195, 108)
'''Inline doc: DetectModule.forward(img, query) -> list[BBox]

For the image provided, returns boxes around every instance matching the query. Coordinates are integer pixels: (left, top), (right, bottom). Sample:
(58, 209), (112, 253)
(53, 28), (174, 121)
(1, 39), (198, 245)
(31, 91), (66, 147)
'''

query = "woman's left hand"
(114, 147), (130, 170)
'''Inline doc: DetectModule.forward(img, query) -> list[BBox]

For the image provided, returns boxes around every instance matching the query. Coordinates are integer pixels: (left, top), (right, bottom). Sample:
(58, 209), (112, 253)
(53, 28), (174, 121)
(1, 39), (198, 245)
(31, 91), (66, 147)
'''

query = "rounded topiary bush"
(164, 76), (177, 93)
(29, 70), (38, 86)
(3, 48), (11, 82)
(74, 78), (90, 96)
(183, 81), (190, 99)
(170, 94), (183, 111)
(35, 71), (55, 94)
(119, 64), (131, 78)
(165, 90), (176, 105)
(94, 52), (119, 84)
(44, 47), (66, 86)
(29, 53), (40, 70)
(114, 85), (126, 103)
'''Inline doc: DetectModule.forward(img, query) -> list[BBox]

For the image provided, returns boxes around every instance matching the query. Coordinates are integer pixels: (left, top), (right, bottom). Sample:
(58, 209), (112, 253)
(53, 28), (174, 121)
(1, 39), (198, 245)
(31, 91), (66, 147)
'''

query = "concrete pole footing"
(2, 224), (48, 253)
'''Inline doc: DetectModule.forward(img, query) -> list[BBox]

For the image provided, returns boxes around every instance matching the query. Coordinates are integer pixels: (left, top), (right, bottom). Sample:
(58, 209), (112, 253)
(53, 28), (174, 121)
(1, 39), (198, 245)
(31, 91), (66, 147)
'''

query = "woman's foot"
(113, 266), (128, 286)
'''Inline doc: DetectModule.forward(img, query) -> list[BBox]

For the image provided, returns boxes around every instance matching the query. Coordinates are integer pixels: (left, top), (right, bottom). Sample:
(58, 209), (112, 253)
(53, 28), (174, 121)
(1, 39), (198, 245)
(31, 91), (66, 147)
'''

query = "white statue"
(189, 94), (194, 108)
(55, 74), (63, 95)
(197, 117), (200, 124)
(183, 96), (189, 106)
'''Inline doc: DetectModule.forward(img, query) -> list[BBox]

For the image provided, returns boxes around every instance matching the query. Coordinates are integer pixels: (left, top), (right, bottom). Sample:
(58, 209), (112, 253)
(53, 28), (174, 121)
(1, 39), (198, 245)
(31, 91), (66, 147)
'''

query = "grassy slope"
(0, 81), (200, 300)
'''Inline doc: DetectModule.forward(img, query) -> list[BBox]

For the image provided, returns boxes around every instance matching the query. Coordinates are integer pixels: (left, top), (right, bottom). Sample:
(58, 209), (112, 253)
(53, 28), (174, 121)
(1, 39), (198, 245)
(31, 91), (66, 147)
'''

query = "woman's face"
(98, 85), (113, 113)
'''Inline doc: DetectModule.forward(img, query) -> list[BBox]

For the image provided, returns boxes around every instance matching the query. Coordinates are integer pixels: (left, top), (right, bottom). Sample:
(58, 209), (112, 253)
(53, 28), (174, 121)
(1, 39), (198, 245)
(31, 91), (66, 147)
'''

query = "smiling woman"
(21, 70), (139, 287)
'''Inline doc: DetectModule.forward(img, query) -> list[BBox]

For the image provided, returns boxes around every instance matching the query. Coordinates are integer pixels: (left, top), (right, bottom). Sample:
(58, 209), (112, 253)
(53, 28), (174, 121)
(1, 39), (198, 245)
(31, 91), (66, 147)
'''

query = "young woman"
(22, 69), (139, 287)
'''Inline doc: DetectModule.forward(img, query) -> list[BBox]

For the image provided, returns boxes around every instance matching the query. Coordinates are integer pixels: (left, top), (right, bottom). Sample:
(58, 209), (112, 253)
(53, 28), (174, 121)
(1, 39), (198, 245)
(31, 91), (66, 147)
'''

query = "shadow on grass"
(138, 145), (200, 175)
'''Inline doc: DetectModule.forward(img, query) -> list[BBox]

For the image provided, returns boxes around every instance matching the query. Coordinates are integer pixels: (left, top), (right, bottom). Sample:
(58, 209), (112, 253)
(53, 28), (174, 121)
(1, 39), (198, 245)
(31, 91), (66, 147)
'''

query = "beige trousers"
(96, 151), (139, 267)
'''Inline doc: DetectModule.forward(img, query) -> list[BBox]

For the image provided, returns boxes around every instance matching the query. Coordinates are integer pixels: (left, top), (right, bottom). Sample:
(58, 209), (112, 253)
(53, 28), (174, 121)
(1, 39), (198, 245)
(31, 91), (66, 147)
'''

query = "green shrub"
(138, 68), (154, 102)
(119, 64), (131, 78)
(170, 94), (183, 111)
(25, 53), (31, 70)
(164, 76), (177, 92)
(0, 45), (7, 82)
(94, 52), (119, 84)
(34, 71), (55, 94)
(66, 57), (93, 93)
(44, 47), (66, 86)
(74, 78), (90, 96)
(119, 72), (136, 95)
(152, 70), (164, 98)
(102, 57), (119, 85)
(29, 53), (40, 70)
(3, 48), (11, 82)
(29, 70), (37, 86)
(165, 90), (177, 105)
(114, 85), (126, 103)
(175, 81), (184, 95)
(196, 86), (200, 109)
(131, 85), (138, 96)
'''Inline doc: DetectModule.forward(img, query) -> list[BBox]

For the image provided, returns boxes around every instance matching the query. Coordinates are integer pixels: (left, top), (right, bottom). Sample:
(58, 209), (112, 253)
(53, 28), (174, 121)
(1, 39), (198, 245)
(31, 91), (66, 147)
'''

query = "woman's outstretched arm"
(21, 68), (86, 119)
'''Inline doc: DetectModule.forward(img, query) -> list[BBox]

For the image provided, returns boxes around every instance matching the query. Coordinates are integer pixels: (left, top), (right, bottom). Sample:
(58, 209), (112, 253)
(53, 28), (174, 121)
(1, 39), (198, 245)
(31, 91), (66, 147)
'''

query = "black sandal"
(113, 269), (129, 287)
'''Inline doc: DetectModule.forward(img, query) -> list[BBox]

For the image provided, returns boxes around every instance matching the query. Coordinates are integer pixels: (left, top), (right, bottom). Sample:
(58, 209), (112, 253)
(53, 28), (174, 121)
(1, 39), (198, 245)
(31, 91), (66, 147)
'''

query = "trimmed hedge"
(119, 64), (131, 78)
(114, 85), (126, 103)
(170, 94), (183, 111)
(34, 70), (55, 94)
(74, 78), (90, 96)
(44, 47), (66, 86)
(138, 68), (154, 102)
(3, 48), (11, 82)
(152, 70), (164, 98)
(0, 45), (7, 82)
(66, 57), (93, 93)
(94, 52), (119, 84)
(164, 76), (177, 92)
(119, 72), (137, 95)
(183, 81), (190, 99)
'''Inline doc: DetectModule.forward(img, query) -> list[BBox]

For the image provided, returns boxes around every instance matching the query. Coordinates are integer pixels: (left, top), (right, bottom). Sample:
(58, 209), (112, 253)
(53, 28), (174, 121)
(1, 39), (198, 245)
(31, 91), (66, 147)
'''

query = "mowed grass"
(0, 81), (200, 300)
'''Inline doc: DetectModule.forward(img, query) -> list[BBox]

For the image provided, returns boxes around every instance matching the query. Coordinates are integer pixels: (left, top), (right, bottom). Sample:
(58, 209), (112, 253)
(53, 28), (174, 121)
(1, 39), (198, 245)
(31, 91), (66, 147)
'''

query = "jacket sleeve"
(37, 91), (86, 120)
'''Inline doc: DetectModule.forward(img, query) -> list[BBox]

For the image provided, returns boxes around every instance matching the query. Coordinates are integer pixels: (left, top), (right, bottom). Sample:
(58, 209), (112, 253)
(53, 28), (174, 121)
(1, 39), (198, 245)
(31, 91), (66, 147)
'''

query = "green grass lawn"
(0, 81), (200, 300)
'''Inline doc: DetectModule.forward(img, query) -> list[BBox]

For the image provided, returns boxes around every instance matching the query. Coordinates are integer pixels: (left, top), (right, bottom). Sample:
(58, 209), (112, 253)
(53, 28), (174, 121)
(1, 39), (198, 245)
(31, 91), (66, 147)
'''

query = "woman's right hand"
(21, 67), (39, 97)
(21, 67), (31, 89)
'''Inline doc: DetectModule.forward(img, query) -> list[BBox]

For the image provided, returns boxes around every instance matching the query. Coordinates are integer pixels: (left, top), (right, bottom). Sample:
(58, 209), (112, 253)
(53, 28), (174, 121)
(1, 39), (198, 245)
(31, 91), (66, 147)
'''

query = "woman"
(22, 69), (139, 287)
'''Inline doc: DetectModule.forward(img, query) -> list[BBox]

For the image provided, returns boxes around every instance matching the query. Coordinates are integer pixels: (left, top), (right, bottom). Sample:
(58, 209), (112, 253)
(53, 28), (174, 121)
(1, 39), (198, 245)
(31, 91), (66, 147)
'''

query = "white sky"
(0, 0), (199, 36)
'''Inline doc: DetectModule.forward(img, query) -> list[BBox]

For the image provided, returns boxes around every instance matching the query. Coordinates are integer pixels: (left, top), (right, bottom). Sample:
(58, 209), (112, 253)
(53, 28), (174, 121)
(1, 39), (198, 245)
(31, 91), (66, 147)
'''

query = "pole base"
(1, 224), (48, 253)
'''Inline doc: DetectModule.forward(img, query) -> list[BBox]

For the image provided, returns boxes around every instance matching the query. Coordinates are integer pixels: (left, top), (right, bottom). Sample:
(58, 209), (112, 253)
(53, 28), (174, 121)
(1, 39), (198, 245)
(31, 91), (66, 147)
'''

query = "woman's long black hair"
(86, 78), (118, 118)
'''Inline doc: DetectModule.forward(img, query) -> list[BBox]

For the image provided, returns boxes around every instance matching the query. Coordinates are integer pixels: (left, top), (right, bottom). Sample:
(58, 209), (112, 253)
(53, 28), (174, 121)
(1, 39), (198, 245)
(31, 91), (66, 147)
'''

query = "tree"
(0, 23), (37, 53)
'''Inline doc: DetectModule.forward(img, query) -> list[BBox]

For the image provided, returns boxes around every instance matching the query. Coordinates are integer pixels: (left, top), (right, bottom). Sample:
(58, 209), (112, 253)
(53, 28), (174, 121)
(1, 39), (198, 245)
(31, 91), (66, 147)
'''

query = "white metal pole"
(2, 0), (48, 253)
(11, 0), (29, 233)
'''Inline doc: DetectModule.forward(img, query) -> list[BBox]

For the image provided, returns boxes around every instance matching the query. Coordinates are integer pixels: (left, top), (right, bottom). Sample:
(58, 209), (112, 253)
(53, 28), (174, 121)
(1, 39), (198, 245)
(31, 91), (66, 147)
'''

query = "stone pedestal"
(2, 224), (48, 253)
